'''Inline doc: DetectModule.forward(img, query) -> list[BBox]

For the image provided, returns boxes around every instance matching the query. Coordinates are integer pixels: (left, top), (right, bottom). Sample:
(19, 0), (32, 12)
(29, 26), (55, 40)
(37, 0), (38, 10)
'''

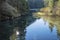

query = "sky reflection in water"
(25, 18), (58, 40)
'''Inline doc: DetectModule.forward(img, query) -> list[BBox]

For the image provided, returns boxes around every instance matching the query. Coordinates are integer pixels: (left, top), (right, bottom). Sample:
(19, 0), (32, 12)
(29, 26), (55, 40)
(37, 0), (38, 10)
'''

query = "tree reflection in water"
(0, 13), (36, 40)
(33, 14), (60, 40)
(0, 20), (14, 40)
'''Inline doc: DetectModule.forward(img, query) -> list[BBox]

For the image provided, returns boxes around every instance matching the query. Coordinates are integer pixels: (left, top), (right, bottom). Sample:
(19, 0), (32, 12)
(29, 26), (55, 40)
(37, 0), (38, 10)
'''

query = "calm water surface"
(25, 18), (58, 40)
(0, 12), (60, 40)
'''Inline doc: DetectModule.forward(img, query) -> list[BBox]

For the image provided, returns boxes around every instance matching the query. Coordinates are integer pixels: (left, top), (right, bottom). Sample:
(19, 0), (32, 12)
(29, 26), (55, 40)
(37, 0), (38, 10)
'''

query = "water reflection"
(33, 14), (60, 40)
(40, 16), (60, 37)
(16, 15), (36, 40)
(42, 16), (60, 40)
(0, 20), (14, 40)
(26, 18), (58, 40)
(0, 12), (60, 40)
(0, 13), (36, 40)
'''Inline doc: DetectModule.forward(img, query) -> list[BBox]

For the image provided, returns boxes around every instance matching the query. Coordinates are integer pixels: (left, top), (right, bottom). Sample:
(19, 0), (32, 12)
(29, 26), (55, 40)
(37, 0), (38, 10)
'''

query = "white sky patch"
(16, 31), (19, 35)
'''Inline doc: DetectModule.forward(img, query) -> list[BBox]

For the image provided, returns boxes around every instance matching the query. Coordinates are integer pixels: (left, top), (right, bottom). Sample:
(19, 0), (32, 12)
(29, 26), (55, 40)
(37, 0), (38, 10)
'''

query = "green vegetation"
(38, 0), (60, 16)
(33, 13), (60, 36)
(0, 0), (29, 20)
(8, 0), (29, 14)
(0, 0), (29, 40)
(44, 0), (53, 8)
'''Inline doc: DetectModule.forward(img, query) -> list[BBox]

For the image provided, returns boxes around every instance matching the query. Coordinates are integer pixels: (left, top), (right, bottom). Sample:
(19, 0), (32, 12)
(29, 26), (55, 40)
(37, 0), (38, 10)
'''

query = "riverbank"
(33, 7), (60, 16)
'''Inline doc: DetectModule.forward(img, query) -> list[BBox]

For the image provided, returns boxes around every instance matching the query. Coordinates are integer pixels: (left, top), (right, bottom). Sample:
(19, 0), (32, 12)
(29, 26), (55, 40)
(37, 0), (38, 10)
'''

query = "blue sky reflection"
(25, 18), (58, 40)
